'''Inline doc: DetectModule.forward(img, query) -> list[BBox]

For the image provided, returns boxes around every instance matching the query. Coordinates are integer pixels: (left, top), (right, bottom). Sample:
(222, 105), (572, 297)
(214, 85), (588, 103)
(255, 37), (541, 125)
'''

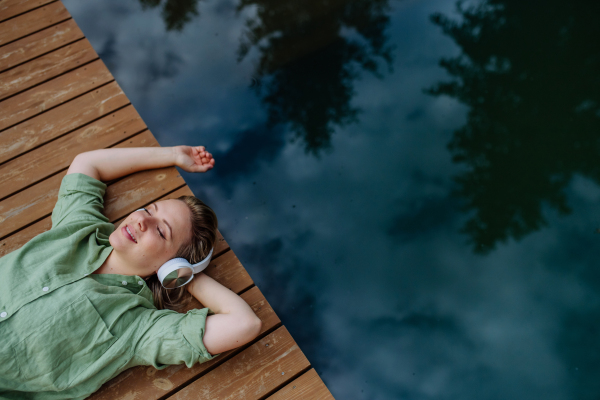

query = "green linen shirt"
(0, 173), (216, 400)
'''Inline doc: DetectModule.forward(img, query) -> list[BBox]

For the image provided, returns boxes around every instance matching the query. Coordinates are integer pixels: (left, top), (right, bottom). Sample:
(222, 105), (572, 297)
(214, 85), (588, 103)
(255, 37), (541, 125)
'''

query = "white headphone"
(135, 208), (214, 289)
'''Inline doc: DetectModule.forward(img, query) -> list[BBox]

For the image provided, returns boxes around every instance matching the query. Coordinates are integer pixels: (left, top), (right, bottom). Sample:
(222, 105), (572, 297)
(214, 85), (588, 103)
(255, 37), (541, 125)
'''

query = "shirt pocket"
(13, 294), (116, 392)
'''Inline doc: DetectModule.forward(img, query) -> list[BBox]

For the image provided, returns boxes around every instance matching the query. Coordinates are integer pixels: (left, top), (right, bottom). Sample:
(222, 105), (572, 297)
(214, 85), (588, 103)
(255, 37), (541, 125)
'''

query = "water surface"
(63, 0), (600, 398)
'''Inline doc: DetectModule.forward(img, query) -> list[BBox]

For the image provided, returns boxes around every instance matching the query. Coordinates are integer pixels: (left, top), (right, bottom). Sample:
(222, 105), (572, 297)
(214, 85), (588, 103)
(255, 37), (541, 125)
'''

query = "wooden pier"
(0, 1), (334, 398)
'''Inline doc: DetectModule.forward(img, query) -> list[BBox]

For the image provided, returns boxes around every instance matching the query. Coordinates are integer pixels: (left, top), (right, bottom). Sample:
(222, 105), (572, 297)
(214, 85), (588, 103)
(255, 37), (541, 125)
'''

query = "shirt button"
(122, 281), (127, 286)
(0, 312), (7, 318)
(42, 287), (49, 292)
(138, 281), (144, 285)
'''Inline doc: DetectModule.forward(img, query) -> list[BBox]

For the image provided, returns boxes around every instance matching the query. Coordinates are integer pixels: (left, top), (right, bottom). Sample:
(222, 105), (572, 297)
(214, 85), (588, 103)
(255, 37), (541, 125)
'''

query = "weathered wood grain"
(0, 58), (110, 131)
(0, 80), (128, 164)
(0, 19), (84, 73)
(267, 369), (334, 400)
(0, 1), (69, 46)
(0, 105), (146, 200)
(0, 38), (98, 101)
(0, 0), (55, 23)
(169, 327), (309, 400)
(89, 287), (279, 400)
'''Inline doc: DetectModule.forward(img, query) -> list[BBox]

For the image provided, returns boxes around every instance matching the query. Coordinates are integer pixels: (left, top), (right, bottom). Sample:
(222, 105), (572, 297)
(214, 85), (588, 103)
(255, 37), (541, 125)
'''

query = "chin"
(108, 230), (123, 250)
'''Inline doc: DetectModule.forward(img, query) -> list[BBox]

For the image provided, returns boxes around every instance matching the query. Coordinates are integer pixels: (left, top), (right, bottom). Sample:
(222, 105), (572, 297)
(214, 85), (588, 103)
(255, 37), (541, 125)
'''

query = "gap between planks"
(0, 86), (129, 167)
(0, 0), (57, 24)
(0, 70), (113, 133)
(0, 122), (148, 203)
(0, 1), (70, 48)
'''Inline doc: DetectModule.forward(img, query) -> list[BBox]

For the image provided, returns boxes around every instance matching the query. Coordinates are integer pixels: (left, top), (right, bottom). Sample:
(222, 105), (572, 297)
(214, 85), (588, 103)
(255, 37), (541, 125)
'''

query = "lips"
(122, 225), (137, 243)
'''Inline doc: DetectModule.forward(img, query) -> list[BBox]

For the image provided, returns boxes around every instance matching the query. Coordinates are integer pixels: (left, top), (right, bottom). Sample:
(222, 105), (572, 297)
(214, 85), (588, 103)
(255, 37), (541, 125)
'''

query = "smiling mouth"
(125, 225), (137, 243)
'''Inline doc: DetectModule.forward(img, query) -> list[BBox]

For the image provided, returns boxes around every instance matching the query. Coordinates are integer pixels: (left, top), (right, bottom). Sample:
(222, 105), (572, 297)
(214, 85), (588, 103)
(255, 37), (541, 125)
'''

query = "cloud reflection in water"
(62, 0), (600, 398)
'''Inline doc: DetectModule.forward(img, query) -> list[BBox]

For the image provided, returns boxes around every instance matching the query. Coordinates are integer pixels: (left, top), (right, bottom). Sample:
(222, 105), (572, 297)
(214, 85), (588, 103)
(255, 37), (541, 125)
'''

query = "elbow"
(244, 314), (262, 341)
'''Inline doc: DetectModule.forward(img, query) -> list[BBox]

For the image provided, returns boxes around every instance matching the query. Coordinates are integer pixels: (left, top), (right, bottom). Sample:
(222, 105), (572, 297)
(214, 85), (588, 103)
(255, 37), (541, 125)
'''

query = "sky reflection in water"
(63, 0), (600, 398)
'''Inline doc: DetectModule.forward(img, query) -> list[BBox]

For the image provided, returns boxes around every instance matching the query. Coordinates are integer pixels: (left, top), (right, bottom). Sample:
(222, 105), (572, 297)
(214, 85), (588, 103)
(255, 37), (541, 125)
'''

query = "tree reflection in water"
(135, 0), (394, 156)
(139, 0), (200, 31)
(236, 0), (394, 155)
(429, 0), (600, 253)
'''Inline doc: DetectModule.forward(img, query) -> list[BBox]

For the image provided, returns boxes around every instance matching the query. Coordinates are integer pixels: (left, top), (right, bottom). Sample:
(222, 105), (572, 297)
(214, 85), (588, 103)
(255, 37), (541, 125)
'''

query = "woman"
(0, 145), (261, 399)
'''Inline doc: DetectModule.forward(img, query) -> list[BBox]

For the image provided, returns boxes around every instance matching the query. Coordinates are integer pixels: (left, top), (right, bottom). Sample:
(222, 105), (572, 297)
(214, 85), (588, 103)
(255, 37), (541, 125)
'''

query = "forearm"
(188, 272), (262, 355)
(69, 147), (177, 181)
(187, 272), (252, 316)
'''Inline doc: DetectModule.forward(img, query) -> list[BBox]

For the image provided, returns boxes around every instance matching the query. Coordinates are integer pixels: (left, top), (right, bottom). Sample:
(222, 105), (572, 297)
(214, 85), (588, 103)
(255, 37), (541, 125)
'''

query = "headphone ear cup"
(157, 258), (193, 288)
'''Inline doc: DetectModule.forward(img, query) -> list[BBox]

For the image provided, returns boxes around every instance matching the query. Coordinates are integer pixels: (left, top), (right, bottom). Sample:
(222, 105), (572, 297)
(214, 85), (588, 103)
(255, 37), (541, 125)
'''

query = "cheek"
(150, 238), (176, 259)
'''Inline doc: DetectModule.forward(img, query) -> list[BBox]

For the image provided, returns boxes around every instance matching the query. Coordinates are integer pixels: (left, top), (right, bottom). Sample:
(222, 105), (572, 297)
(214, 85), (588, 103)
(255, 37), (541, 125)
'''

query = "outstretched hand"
(173, 146), (215, 173)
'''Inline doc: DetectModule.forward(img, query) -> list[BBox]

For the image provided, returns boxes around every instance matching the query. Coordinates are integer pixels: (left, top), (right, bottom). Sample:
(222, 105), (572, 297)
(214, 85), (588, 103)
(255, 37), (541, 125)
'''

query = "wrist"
(170, 146), (186, 168)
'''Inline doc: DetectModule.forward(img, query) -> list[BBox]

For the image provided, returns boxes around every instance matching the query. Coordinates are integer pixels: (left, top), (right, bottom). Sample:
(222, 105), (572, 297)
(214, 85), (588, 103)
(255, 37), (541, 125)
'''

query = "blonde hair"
(145, 196), (218, 310)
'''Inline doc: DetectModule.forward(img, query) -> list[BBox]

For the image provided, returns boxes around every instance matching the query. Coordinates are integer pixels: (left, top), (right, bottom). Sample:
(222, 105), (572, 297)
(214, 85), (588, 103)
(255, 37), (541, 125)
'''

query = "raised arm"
(67, 146), (215, 181)
(187, 273), (262, 355)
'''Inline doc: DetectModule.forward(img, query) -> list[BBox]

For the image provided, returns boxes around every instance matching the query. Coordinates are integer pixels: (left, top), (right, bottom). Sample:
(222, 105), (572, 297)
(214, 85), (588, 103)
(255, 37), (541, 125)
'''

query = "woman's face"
(109, 199), (193, 277)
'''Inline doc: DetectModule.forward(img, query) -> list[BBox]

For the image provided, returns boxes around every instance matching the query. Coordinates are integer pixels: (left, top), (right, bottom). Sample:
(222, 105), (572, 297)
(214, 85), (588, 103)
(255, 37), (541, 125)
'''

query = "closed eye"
(143, 207), (165, 239)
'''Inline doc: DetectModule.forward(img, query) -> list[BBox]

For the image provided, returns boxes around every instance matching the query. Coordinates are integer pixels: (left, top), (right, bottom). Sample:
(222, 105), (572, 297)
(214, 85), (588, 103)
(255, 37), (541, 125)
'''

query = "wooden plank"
(214, 231), (228, 258)
(0, 131), (169, 239)
(170, 327), (310, 400)
(0, 0), (55, 23)
(267, 369), (334, 400)
(201, 249), (253, 294)
(0, 105), (146, 200)
(0, 19), (84, 73)
(89, 286), (279, 400)
(0, 58), (110, 131)
(0, 38), (98, 101)
(0, 80), (128, 164)
(0, 1), (69, 46)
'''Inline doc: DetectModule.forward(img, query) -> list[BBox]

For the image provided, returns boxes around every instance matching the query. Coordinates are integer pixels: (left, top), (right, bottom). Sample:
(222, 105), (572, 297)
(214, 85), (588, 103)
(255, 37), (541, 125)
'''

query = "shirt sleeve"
(134, 308), (219, 369)
(51, 173), (111, 229)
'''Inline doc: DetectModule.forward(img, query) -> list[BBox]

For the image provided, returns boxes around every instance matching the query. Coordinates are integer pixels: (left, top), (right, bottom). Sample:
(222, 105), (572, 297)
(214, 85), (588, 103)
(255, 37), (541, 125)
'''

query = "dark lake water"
(62, 0), (600, 398)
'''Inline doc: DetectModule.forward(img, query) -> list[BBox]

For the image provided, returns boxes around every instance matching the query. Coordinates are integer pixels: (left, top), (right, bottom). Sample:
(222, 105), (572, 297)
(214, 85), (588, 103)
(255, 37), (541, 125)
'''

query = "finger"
(196, 164), (211, 172)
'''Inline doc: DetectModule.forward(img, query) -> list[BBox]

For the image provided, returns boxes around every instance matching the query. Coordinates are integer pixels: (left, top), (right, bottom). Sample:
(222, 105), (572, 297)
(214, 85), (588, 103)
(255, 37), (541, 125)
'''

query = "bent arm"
(67, 147), (177, 182)
(187, 273), (262, 355)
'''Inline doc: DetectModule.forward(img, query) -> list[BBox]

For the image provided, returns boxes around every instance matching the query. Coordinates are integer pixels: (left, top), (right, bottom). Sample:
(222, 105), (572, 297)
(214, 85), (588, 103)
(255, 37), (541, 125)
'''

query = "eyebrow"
(153, 203), (173, 241)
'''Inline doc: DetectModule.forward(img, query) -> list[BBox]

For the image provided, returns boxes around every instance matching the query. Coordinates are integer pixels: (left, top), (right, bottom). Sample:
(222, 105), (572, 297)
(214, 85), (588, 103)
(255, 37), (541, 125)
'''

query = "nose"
(136, 209), (151, 232)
